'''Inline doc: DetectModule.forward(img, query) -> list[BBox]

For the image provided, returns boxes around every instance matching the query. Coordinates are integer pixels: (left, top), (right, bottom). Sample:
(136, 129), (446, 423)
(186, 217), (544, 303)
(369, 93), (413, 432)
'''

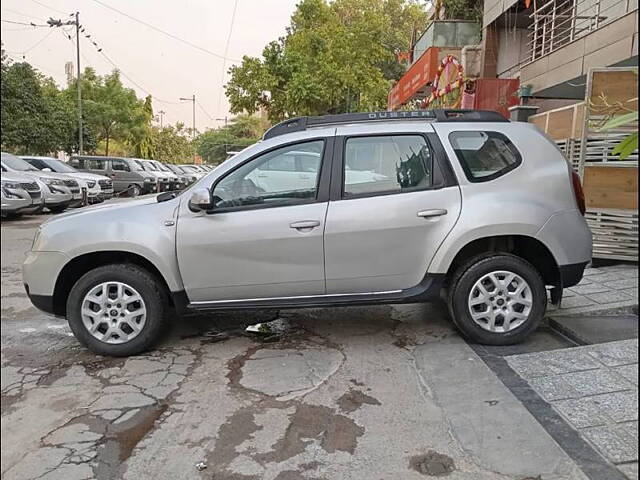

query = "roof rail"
(262, 109), (508, 140)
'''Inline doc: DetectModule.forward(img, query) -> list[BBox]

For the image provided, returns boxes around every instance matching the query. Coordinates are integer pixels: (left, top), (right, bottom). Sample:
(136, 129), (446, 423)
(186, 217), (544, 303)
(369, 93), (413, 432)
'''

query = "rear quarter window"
(449, 131), (521, 182)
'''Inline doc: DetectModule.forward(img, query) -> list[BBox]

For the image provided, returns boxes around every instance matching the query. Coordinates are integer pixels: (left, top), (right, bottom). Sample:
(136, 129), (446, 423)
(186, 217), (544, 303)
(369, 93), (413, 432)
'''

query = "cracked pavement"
(2, 214), (591, 480)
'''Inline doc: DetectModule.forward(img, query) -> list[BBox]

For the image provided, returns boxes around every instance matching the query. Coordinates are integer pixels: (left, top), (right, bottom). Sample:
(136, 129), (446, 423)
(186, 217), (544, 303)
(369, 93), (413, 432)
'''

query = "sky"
(1, 0), (300, 131)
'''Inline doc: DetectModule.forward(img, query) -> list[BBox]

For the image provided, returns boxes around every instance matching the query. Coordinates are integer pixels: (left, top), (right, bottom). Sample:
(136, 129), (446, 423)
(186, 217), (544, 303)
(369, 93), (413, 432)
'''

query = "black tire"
(447, 253), (546, 345)
(66, 263), (170, 356)
(128, 184), (142, 197)
(48, 205), (67, 214)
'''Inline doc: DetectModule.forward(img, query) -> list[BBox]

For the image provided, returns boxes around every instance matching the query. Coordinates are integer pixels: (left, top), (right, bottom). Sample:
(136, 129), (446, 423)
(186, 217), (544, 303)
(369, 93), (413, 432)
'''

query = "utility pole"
(216, 116), (228, 127)
(157, 110), (166, 128)
(75, 12), (83, 154)
(48, 13), (83, 154)
(180, 94), (196, 161)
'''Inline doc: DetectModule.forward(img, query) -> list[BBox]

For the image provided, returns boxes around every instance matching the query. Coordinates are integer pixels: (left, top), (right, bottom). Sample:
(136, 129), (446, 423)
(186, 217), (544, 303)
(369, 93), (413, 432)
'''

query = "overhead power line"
(8, 28), (55, 55)
(1, 19), (49, 27)
(217, 0), (240, 117)
(29, 0), (72, 16)
(89, 0), (242, 62)
(196, 100), (215, 121)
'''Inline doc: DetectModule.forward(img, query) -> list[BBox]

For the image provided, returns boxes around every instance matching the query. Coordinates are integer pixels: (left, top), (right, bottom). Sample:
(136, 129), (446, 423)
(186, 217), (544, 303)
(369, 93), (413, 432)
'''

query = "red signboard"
(388, 47), (439, 110)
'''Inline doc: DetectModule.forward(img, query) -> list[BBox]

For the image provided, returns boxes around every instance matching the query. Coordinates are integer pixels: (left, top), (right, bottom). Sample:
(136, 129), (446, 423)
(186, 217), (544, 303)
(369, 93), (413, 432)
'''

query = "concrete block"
(587, 290), (637, 304)
(561, 369), (634, 396)
(590, 391), (639, 423)
(529, 375), (580, 401)
(582, 425), (638, 463)
(588, 340), (639, 367)
(615, 364), (639, 386)
(554, 397), (611, 428)
(548, 315), (639, 345)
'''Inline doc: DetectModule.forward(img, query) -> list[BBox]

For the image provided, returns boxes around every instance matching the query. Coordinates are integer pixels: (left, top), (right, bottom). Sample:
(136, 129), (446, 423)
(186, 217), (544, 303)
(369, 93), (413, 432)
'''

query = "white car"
(1, 171), (45, 217)
(247, 150), (388, 193)
(21, 156), (108, 204)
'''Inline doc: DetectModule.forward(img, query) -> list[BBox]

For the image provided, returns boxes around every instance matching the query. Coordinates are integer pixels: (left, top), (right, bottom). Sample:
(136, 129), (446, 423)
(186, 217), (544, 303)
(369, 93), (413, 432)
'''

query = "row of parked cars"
(1, 152), (215, 218)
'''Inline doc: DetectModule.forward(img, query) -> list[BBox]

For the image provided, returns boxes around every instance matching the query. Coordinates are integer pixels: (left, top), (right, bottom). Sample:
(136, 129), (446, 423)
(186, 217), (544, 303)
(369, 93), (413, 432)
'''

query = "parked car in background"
(2, 152), (73, 213)
(69, 156), (153, 197)
(21, 156), (107, 204)
(179, 165), (206, 180)
(22, 110), (592, 356)
(134, 159), (173, 191)
(1, 171), (44, 218)
(146, 159), (181, 190)
(164, 163), (197, 186)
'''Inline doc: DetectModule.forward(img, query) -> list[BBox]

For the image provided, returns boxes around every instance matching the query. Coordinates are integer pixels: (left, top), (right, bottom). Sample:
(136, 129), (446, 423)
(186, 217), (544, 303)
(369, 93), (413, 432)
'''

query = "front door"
(324, 131), (461, 294)
(176, 138), (332, 303)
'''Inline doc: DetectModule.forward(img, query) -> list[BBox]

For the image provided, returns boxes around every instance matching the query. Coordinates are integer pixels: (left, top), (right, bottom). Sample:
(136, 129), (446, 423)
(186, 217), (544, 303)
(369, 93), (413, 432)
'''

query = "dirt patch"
(207, 406), (263, 467)
(337, 388), (381, 413)
(257, 403), (364, 463)
(410, 451), (455, 476)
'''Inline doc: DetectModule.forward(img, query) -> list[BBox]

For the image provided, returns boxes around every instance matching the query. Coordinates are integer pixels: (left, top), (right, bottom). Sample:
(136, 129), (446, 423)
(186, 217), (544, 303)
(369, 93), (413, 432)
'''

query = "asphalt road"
(1, 207), (589, 480)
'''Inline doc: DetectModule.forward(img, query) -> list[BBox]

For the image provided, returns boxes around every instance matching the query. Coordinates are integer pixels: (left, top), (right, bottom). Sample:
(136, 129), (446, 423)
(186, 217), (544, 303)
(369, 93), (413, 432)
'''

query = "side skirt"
(186, 274), (446, 312)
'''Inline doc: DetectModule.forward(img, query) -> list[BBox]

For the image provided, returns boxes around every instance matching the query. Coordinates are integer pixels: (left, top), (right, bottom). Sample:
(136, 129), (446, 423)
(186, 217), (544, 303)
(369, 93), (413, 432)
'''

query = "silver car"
(1, 171), (44, 217)
(21, 156), (109, 204)
(22, 110), (592, 356)
(1, 152), (74, 213)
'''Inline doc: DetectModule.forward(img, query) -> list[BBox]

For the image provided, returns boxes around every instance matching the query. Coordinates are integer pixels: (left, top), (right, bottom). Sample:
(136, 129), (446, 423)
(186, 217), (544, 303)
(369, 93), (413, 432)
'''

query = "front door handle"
(417, 209), (448, 218)
(290, 220), (320, 230)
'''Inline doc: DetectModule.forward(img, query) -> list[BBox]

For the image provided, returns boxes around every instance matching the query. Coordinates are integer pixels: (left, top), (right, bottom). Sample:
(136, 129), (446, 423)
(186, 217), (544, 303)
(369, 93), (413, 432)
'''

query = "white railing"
(527, 0), (637, 63)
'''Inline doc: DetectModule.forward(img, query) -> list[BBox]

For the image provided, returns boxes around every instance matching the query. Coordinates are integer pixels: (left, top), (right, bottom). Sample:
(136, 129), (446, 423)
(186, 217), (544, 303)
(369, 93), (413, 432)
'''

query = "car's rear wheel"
(447, 254), (546, 345)
(48, 205), (67, 214)
(128, 184), (142, 197)
(66, 263), (169, 356)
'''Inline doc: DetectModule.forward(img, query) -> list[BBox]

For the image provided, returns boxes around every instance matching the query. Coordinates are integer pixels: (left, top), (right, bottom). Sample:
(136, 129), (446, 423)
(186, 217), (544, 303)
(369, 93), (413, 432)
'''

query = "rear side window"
(449, 131), (521, 182)
(85, 158), (106, 170)
(343, 135), (432, 197)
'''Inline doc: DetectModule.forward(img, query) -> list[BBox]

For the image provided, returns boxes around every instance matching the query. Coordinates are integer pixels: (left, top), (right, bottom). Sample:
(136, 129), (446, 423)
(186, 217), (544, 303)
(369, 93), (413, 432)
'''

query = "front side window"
(24, 158), (49, 170)
(449, 131), (521, 182)
(343, 135), (432, 197)
(212, 140), (324, 210)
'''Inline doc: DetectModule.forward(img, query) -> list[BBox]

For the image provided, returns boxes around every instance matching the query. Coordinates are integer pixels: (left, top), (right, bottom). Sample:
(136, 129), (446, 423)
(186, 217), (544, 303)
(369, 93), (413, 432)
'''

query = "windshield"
(136, 160), (155, 171)
(156, 162), (171, 172)
(181, 165), (197, 173)
(1, 152), (39, 171)
(46, 158), (77, 173)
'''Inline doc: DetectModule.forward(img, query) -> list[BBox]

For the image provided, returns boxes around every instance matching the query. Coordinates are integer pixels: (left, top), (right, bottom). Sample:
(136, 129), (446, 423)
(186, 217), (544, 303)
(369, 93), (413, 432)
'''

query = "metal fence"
(526, 0), (637, 63)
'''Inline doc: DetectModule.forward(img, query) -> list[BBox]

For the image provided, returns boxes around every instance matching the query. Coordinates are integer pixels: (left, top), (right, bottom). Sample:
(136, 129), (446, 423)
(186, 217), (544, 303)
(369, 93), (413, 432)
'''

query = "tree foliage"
(225, 0), (427, 122)
(150, 123), (194, 163)
(195, 114), (268, 164)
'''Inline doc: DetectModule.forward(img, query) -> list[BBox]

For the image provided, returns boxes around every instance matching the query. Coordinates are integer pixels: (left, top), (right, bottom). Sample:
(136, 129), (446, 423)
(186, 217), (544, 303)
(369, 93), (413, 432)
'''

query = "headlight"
(1, 181), (21, 189)
(43, 178), (65, 186)
(144, 177), (154, 182)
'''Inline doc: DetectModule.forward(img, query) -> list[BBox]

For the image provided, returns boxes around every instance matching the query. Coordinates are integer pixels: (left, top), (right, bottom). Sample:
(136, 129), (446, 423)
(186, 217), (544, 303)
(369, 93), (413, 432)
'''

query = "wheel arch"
(52, 251), (174, 317)
(443, 235), (560, 288)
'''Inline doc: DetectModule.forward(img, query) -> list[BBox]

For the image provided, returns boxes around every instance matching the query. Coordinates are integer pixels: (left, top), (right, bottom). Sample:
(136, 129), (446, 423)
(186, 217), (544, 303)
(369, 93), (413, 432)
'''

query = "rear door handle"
(417, 209), (448, 218)
(290, 220), (320, 230)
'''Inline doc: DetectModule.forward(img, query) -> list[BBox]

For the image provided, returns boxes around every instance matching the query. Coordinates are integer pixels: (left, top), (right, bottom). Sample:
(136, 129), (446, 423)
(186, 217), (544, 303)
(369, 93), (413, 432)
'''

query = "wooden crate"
(583, 166), (638, 210)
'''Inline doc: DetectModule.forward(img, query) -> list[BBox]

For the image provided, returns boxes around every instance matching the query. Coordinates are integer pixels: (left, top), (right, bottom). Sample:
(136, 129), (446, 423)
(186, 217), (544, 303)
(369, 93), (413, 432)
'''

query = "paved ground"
(507, 340), (639, 479)
(1, 208), (637, 480)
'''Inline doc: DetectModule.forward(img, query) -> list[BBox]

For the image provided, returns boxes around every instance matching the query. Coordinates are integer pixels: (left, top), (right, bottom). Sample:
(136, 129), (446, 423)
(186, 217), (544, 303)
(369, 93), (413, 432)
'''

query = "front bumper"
(23, 250), (69, 315)
(2, 196), (32, 213)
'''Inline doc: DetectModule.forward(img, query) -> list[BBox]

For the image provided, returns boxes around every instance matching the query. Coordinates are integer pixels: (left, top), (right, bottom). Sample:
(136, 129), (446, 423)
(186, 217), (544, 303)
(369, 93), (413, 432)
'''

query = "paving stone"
(588, 291), (638, 304)
(548, 315), (639, 345)
(560, 295), (596, 308)
(603, 278), (639, 290)
(561, 369), (634, 396)
(619, 462), (638, 480)
(590, 391), (639, 423)
(582, 425), (638, 463)
(588, 272), (630, 283)
(569, 283), (611, 295)
(507, 349), (602, 379)
(618, 421), (639, 443)
(621, 288), (640, 300)
(588, 340), (639, 367)
(554, 397), (611, 428)
(615, 365), (640, 386)
(584, 268), (606, 276)
(529, 375), (580, 401)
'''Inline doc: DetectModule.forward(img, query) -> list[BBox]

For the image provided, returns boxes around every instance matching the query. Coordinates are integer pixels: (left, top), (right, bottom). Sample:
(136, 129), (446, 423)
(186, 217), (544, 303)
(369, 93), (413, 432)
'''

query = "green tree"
(66, 68), (146, 155)
(195, 114), (268, 164)
(150, 123), (194, 163)
(128, 95), (156, 158)
(225, 0), (427, 122)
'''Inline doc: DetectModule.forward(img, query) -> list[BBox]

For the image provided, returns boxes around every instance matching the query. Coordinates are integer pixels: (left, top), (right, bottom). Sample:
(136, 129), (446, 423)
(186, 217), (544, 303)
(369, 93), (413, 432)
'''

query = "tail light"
(571, 170), (586, 215)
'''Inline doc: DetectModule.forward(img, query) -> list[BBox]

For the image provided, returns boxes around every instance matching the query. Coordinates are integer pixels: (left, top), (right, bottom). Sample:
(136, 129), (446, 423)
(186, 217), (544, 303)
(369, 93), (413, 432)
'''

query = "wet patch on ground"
(409, 451), (456, 476)
(337, 387), (381, 413)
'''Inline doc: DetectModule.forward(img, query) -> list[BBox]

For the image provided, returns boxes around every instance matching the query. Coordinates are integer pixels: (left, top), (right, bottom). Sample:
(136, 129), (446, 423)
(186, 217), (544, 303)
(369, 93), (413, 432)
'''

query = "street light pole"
(157, 110), (166, 128)
(180, 95), (196, 162)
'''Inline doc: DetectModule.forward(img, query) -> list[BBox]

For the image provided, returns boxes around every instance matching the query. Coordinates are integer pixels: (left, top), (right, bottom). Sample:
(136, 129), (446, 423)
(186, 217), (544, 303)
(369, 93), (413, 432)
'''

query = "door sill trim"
(186, 274), (445, 311)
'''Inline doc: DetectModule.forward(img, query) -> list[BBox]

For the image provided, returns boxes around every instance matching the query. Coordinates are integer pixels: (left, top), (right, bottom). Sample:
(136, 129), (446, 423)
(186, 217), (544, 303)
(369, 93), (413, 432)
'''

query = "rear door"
(110, 158), (134, 191)
(323, 124), (461, 294)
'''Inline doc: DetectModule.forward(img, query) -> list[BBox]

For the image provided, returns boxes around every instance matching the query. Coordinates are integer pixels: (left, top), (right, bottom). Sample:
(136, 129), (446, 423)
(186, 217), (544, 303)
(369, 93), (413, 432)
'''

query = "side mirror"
(188, 187), (213, 212)
(42, 168), (52, 172)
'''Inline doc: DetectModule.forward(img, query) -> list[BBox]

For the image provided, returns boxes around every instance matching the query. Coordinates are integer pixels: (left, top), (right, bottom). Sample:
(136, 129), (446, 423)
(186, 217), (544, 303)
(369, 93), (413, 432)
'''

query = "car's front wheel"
(66, 264), (169, 356)
(128, 184), (142, 197)
(447, 254), (546, 345)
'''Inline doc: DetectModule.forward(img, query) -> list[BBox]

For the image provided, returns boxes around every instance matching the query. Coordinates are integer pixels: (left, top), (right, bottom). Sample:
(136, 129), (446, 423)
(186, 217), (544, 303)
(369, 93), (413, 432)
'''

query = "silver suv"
(22, 110), (592, 356)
